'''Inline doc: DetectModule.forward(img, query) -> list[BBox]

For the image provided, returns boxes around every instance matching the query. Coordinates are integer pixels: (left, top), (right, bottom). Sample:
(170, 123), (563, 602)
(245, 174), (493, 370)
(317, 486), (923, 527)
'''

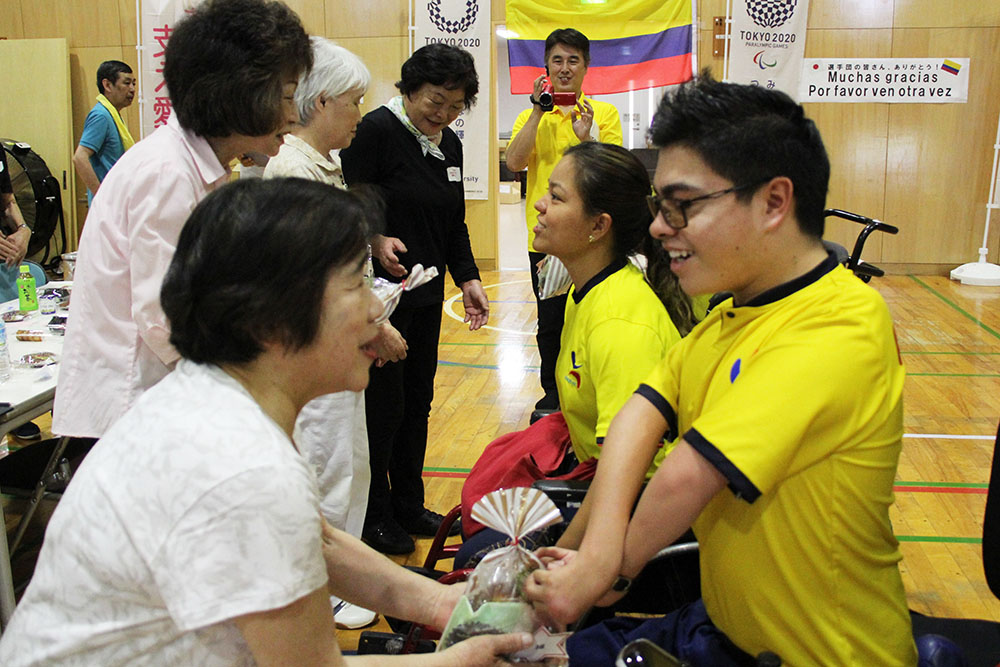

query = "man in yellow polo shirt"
(505, 28), (622, 411)
(526, 74), (917, 666)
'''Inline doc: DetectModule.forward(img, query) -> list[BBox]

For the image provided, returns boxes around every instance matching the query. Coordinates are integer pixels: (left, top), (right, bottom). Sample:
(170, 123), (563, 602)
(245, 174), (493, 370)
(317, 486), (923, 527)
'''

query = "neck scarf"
(385, 95), (445, 160)
(96, 94), (135, 151)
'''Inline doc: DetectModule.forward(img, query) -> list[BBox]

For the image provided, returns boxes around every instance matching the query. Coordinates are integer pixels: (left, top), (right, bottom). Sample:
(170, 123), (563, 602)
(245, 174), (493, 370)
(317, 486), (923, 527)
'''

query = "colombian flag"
(941, 59), (961, 75)
(506, 0), (693, 95)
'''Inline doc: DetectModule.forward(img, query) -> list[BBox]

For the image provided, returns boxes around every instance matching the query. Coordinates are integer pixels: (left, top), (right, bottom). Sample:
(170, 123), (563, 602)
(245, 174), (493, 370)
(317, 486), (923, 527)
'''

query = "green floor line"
(909, 275), (1000, 340)
(896, 535), (982, 544)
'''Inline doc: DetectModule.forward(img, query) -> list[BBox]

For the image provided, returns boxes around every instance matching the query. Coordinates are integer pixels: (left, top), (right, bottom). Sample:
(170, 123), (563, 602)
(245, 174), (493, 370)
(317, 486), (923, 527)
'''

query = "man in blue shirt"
(72, 60), (135, 205)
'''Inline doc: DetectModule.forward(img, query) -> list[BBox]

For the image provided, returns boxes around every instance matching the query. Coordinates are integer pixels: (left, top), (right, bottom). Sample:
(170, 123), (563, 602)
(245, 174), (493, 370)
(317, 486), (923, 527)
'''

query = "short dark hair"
(544, 28), (590, 67)
(649, 71), (830, 238)
(563, 142), (698, 335)
(396, 44), (479, 108)
(96, 60), (132, 95)
(163, 0), (312, 138)
(161, 178), (381, 365)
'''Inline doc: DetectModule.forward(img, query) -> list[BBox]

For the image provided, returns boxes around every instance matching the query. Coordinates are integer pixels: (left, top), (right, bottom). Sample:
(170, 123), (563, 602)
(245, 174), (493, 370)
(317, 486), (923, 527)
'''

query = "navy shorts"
(567, 599), (757, 667)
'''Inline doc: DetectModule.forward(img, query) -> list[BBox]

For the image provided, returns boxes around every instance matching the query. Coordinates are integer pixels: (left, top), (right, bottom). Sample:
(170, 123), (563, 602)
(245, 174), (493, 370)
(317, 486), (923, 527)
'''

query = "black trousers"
(364, 302), (442, 525)
(528, 251), (567, 401)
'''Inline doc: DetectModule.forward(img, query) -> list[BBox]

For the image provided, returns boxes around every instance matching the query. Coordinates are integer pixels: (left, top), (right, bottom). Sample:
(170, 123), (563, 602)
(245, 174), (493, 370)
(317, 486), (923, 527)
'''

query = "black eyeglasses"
(646, 180), (768, 230)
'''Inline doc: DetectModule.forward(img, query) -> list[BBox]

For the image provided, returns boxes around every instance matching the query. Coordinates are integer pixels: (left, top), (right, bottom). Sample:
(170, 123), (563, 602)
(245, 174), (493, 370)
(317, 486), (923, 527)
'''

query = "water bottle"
(0, 323), (12, 383)
(17, 264), (38, 312)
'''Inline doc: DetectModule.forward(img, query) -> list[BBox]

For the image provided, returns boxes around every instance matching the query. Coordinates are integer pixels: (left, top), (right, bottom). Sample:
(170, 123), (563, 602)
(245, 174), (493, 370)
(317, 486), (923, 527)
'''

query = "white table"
(0, 282), (68, 630)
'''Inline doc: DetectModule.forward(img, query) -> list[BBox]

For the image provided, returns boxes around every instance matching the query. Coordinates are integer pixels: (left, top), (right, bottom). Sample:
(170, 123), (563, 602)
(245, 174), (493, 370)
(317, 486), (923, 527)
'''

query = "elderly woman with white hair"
(264, 37), (406, 630)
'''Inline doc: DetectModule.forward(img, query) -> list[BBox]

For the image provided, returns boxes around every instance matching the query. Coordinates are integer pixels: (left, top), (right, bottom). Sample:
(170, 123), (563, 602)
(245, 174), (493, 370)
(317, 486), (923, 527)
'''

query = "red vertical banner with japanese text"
(139, 0), (204, 138)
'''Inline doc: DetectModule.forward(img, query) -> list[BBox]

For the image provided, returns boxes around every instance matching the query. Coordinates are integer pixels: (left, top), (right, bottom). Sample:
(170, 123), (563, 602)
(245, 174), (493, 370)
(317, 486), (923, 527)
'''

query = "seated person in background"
(457, 142), (698, 567)
(526, 74), (917, 666)
(264, 35), (406, 630)
(0, 146), (30, 267)
(0, 179), (532, 666)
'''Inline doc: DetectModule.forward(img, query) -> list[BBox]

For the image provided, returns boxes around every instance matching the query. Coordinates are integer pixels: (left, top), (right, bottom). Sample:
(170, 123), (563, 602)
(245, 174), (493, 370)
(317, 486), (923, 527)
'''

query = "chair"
(0, 259), (47, 302)
(0, 437), (90, 577)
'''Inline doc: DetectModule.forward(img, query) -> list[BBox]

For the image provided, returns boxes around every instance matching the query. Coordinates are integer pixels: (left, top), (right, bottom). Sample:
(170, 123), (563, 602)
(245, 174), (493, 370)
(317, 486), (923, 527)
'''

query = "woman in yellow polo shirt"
(457, 142), (697, 566)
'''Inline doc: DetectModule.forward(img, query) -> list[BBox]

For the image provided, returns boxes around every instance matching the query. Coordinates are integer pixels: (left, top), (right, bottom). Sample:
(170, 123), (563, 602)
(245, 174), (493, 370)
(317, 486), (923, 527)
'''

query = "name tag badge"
(447, 166), (461, 182)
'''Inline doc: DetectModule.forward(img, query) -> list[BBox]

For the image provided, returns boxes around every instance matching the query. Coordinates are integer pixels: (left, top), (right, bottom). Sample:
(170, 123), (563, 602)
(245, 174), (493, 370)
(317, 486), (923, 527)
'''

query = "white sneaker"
(332, 598), (378, 630)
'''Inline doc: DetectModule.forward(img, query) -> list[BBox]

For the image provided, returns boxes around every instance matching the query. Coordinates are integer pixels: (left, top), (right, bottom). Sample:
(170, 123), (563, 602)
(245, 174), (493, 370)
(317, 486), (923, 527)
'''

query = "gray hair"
(295, 36), (370, 125)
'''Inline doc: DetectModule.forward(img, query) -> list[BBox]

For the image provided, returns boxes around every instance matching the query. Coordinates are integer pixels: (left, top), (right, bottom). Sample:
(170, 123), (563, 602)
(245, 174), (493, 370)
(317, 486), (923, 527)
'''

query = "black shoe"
(12, 421), (41, 441)
(362, 519), (415, 555)
(534, 392), (560, 411)
(396, 509), (461, 538)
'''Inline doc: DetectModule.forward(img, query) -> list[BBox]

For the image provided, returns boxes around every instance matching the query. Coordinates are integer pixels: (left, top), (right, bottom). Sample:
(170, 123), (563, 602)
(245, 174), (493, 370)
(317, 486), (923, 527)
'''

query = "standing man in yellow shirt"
(505, 28), (622, 410)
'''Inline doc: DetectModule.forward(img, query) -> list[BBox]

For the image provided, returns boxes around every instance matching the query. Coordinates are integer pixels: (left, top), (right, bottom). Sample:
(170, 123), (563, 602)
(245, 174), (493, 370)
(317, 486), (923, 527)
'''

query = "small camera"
(537, 79), (555, 111)
(536, 79), (577, 111)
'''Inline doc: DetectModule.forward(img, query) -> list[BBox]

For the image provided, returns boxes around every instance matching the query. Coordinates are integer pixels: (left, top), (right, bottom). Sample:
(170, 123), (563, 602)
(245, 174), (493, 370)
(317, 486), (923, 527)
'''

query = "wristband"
(611, 574), (632, 593)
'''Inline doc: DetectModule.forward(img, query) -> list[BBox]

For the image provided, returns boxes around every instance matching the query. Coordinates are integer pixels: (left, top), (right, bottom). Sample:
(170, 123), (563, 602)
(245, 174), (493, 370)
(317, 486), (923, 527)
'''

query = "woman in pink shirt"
(53, 0), (312, 439)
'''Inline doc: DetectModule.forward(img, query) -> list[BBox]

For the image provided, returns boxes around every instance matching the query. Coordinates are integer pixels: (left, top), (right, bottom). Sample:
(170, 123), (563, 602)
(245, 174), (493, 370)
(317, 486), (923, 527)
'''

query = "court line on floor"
(909, 275), (1000, 340)
(443, 279), (536, 336)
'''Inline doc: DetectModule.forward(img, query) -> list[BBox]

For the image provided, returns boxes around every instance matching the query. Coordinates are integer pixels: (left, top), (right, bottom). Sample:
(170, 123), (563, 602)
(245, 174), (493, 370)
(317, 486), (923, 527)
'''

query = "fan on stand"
(1, 139), (63, 267)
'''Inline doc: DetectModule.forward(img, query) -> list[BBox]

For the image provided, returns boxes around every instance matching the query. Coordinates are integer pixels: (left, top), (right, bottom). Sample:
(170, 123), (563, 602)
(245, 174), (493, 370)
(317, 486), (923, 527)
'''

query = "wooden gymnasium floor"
(4, 270), (1000, 652)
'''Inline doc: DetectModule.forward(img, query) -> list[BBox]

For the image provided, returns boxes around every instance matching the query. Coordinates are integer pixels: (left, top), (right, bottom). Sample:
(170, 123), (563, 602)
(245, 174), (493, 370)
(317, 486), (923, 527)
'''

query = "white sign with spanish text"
(799, 58), (970, 103)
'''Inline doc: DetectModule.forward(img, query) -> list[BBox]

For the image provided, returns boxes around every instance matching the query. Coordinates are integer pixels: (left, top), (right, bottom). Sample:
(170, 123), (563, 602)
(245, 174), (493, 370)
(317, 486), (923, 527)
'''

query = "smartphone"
(616, 639), (690, 667)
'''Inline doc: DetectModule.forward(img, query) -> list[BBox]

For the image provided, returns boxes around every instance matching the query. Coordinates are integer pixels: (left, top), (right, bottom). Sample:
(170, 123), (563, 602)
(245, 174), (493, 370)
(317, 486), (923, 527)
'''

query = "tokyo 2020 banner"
(414, 0), (492, 200)
(728, 0), (810, 100)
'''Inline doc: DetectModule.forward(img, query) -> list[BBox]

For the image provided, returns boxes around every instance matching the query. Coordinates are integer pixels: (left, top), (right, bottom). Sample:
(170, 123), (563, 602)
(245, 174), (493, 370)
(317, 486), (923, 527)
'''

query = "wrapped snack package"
(438, 487), (570, 664)
(535, 255), (572, 300)
(371, 263), (439, 324)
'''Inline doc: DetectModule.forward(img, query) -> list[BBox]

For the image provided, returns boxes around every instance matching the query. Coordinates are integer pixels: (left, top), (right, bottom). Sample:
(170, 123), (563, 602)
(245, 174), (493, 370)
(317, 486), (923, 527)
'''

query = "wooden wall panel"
(0, 3), (25, 40)
(808, 0), (893, 29)
(893, 1), (1000, 29)
(884, 27), (1000, 265)
(117, 0), (137, 47)
(280, 0), (325, 36)
(324, 0), (408, 40)
(21, 0), (123, 48)
(334, 36), (411, 116)
(802, 29), (892, 260)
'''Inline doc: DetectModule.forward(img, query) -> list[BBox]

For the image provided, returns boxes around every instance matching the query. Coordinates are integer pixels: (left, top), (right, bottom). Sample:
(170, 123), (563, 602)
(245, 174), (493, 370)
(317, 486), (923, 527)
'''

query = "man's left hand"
(571, 99), (596, 142)
(460, 279), (489, 331)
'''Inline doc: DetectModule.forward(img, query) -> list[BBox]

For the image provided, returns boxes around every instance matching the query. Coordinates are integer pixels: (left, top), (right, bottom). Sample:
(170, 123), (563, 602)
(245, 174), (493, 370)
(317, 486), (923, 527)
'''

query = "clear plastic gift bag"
(438, 487), (570, 664)
(371, 263), (439, 324)
(535, 255), (571, 300)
